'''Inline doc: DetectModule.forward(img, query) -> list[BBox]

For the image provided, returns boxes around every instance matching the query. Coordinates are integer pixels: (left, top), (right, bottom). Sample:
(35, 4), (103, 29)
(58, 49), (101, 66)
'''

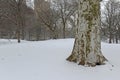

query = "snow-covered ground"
(0, 39), (120, 80)
(0, 39), (27, 46)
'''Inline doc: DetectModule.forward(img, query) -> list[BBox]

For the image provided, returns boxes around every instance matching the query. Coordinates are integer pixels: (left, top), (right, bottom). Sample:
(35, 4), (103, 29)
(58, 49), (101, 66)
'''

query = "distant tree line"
(34, 0), (78, 39)
(0, 0), (120, 43)
(0, 0), (78, 43)
(101, 0), (120, 43)
(0, 0), (36, 42)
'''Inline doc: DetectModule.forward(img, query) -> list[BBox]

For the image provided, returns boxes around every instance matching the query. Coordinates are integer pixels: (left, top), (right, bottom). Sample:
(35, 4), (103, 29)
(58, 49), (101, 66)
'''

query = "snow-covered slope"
(0, 39), (120, 80)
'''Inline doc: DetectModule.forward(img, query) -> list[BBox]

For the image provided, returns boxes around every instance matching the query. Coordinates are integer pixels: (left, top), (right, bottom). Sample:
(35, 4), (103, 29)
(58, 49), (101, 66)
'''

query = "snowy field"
(0, 39), (27, 46)
(0, 39), (120, 80)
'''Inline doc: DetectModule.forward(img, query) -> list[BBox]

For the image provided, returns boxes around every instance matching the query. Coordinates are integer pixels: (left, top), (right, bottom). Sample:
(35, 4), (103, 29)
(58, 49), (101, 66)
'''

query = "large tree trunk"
(67, 0), (107, 67)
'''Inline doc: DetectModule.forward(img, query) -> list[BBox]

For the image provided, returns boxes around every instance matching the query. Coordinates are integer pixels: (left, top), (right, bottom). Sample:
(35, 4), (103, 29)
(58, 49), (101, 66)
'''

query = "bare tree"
(34, 0), (60, 39)
(9, 0), (26, 43)
(0, 0), (16, 38)
(0, 0), (27, 42)
(101, 0), (120, 43)
(54, 0), (78, 38)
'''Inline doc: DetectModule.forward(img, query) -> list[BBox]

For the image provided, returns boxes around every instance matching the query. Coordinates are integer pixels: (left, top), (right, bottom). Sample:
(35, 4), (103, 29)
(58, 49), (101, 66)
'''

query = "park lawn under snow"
(0, 39), (120, 80)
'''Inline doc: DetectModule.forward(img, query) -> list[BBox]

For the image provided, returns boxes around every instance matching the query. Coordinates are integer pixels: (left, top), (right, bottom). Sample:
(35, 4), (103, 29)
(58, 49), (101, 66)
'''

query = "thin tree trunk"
(16, 30), (21, 43)
(67, 0), (106, 67)
(63, 22), (66, 38)
(28, 30), (31, 41)
(116, 34), (118, 44)
(109, 33), (112, 43)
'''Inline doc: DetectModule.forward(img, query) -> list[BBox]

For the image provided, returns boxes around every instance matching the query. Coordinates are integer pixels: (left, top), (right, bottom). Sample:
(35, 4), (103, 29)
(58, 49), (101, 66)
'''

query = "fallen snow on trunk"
(0, 39), (120, 80)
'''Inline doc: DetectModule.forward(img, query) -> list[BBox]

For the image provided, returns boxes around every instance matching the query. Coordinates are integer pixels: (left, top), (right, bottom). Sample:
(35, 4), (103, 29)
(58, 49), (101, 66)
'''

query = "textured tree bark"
(67, 0), (107, 67)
